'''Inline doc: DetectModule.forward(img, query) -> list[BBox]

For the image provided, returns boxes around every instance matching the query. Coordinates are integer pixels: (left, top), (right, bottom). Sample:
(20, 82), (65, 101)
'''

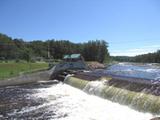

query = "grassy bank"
(0, 62), (49, 80)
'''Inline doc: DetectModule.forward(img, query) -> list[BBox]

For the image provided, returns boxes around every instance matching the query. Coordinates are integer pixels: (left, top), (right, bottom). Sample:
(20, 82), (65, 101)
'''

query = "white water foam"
(83, 81), (105, 96)
(33, 83), (155, 120)
(106, 63), (160, 80)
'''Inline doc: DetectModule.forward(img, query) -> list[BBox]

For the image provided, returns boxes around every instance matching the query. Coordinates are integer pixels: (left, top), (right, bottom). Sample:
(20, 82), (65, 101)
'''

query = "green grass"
(0, 62), (49, 80)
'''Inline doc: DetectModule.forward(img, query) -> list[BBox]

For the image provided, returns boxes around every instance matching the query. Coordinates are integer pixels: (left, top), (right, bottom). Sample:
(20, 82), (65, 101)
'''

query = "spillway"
(0, 62), (160, 119)
(0, 82), (155, 120)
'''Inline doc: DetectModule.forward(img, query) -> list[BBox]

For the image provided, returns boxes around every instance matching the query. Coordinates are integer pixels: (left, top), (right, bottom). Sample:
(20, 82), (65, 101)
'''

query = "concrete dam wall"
(0, 70), (52, 87)
(64, 76), (160, 115)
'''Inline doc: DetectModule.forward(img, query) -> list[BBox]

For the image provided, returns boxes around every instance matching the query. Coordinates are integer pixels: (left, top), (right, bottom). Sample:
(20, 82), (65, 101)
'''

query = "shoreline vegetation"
(0, 33), (109, 64)
(111, 50), (160, 63)
(0, 33), (110, 80)
(0, 32), (160, 81)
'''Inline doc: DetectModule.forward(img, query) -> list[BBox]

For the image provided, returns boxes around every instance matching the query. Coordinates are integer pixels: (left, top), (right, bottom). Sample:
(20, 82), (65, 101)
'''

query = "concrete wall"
(0, 70), (50, 87)
(65, 76), (160, 115)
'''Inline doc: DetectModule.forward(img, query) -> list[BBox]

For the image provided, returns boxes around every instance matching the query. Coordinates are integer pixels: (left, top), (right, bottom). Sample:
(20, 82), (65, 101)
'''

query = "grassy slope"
(0, 62), (48, 80)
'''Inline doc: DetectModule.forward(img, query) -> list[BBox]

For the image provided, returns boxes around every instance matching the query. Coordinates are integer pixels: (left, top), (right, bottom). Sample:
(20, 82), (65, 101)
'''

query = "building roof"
(70, 54), (81, 59)
(63, 55), (70, 59)
(63, 54), (81, 59)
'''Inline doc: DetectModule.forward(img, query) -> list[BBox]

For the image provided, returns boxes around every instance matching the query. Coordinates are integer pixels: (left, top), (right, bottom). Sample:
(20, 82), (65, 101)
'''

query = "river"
(0, 63), (160, 120)
(105, 63), (160, 80)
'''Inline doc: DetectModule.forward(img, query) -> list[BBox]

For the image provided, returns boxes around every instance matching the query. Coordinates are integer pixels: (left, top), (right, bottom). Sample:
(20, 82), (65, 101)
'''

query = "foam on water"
(33, 83), (155, 120)
(106, 63), (160, 80)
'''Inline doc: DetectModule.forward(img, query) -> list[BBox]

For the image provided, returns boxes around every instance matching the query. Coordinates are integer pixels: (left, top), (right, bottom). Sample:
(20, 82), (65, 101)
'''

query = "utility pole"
(48, 41), (52, 68)
(48, 41), (50, 59)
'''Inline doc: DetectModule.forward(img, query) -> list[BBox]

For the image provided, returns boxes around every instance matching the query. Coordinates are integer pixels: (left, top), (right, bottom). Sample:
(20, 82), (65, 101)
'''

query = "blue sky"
(0, 0), (160, 56)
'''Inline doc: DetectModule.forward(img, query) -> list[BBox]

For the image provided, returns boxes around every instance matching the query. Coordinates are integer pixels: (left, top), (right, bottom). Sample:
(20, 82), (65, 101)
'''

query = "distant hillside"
(0, 33), (109, 63)
(112, 50), (160, 63)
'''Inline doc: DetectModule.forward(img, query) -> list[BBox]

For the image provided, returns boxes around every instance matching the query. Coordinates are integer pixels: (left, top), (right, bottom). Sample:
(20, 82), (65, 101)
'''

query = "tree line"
(112, 50), (160, 63)
(0, 33), (109, 63)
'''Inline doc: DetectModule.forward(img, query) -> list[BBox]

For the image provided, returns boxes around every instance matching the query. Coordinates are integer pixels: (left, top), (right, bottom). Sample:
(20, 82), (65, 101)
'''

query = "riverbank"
(0, 62), (49, 80)
(0, 69), (52, 87)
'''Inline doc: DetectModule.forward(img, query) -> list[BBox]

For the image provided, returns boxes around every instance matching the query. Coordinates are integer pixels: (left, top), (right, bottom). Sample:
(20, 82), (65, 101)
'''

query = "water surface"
(0, 63), (160, 119)
(105, 63), (160, 80)
(0, 82), (156, 120)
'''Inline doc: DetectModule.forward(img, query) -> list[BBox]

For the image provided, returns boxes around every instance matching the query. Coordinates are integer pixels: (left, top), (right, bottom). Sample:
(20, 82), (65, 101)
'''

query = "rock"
(87, 61), (105, 69)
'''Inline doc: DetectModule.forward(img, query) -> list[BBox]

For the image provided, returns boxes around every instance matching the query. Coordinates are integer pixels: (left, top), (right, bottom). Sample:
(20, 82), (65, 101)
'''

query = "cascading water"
(34, 83), (156, 120)
(64, 63), (160, 117)
(0, 80), (157, 120)
(82, 80), (160, 114)
(0, 62), (160, 119)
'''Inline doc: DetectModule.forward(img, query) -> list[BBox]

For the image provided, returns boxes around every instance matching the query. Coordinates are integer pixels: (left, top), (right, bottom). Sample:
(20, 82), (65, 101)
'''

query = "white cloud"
(110, 45), (160, 56)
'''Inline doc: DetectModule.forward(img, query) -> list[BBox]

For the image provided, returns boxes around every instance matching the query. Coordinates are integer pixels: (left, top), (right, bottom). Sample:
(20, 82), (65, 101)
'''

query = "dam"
(0, 62), (160, 119)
